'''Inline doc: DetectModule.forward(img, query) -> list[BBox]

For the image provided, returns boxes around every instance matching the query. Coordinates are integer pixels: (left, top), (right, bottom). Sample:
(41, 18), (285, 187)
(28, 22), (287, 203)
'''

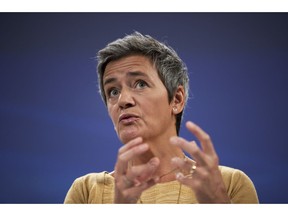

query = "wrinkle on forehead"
(103, 55), (157, 80)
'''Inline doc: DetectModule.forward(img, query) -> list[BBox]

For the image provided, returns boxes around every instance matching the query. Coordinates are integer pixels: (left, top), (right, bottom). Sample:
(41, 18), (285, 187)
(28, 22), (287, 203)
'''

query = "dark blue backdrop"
(0, 13), (287, 203)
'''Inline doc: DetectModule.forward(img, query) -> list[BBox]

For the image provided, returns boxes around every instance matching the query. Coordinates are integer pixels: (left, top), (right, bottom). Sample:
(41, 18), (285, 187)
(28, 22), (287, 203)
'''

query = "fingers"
(118, 178), (158, 203)
(169, 121), (230, 203)
(115, 137), (149, 175)
(114, 137), (160, 203)
(114, 157), (160, 203)
(170, 121), (218, 167)
(120, 157), (160, 188)
(171, 156), (197, 177)
(118, 137), (143, 154)
(185, 121), (217, 156)
(170, 137), (206, 165)
(118, 157), (160, 189)
(174, 166), (206, 189)
(130, 157), (160, 183)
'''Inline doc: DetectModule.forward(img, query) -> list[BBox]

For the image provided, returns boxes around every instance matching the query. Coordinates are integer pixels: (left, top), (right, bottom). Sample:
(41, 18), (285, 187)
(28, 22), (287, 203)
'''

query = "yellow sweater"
(64, 166), (259, 204)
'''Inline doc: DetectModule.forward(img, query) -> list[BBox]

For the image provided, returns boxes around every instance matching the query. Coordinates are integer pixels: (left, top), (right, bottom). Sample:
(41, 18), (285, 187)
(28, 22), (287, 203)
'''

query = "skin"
(103, 55), (230, 203)
(170, 122), (231, 203)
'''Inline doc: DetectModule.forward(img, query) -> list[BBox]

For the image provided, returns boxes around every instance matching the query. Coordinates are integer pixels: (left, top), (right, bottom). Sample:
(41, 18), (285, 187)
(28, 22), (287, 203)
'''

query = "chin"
(118, 128), (141, 144)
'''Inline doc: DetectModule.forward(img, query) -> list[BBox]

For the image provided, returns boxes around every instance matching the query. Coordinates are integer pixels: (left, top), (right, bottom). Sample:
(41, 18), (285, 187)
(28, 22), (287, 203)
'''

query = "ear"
(171, 85), (185, 115)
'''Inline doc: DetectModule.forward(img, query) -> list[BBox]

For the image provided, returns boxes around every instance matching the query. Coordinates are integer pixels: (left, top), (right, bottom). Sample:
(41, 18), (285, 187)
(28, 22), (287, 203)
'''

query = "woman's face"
(103, 55), (176, 144)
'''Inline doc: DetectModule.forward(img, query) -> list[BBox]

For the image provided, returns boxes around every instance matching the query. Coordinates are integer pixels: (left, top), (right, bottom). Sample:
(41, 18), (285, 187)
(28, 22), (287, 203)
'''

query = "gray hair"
(96, 32), (189, 134)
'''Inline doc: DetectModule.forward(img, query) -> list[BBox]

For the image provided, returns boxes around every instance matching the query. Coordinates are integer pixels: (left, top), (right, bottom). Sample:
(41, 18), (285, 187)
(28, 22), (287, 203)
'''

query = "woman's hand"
(170, 121), (231, 203)
(113, 137), (160, 203)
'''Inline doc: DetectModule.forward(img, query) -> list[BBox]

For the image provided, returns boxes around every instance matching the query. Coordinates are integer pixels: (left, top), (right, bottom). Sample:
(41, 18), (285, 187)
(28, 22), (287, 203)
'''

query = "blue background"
(0, 13), (287, 203)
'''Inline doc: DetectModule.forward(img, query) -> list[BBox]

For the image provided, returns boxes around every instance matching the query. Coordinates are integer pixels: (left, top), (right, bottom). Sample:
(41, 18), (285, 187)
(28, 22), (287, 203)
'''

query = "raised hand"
(113, 137), (160, 203)
(170, 121), (231, 203)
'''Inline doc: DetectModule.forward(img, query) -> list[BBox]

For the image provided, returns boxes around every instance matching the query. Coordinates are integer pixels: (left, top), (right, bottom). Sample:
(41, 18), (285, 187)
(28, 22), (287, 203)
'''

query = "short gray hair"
(96, 32), (189, 134)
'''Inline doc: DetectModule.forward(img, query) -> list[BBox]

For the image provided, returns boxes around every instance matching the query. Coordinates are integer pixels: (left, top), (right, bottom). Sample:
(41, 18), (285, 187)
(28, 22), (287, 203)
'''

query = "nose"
(117, 88), (135, 109)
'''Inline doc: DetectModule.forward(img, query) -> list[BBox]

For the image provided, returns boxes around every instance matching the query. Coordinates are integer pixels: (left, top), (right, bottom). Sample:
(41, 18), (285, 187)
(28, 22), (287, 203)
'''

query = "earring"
(173, 107), (177, 113)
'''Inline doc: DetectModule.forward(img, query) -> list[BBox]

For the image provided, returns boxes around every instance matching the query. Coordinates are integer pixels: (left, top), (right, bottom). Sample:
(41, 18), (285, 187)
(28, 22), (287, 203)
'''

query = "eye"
(135, 80), (148, 89)
(107, 88), (119, 98)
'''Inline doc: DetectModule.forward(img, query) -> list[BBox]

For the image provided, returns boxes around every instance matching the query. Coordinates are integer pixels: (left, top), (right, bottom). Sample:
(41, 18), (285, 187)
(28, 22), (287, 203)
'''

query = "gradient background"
(0, 13), (287, 203)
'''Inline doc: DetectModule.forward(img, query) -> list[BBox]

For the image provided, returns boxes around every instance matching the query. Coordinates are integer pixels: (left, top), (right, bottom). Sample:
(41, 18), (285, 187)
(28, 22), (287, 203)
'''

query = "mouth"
(118, 113), (139, 124)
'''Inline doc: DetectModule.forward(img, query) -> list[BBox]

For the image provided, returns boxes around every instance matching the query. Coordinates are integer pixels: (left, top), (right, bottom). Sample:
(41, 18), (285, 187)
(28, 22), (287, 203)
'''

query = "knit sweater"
(64, 165), (258, 204)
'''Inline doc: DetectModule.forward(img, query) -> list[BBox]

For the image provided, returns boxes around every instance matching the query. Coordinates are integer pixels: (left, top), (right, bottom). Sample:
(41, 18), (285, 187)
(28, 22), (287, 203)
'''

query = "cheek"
(107, 105), (117, 124)
(144, 95), (171, 118)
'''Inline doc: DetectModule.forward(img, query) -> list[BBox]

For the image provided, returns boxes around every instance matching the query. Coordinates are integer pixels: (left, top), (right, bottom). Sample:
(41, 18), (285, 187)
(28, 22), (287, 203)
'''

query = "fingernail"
(134, 180), (142, 187)
(139, 144), (148, 151)
(154, 176), (160, 183)
(176, 172), (184, 180)
(186, 121), (195, 128)
(134, 137), (143, 142)
(149, 157), (159, 167)
(170, 136), (178, 145)
(171, 157), (178, 163)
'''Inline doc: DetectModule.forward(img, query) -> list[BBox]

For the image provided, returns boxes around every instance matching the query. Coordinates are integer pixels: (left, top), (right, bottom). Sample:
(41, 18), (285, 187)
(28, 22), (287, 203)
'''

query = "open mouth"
(119, 113), (139, 124)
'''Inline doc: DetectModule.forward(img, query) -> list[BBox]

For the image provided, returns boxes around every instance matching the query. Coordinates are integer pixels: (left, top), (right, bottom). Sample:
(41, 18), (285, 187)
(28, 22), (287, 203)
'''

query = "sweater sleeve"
(220, 166), (259, 203)
(64, 175), (91, 204)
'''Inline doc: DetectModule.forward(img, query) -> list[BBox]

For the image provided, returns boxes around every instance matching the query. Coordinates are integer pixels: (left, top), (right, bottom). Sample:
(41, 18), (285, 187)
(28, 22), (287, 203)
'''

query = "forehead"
(103, 55), (156, 79)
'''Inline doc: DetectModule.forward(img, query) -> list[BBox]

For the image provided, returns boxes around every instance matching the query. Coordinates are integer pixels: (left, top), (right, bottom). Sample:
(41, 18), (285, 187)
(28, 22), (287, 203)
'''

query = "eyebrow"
(103, 71), (149, 86)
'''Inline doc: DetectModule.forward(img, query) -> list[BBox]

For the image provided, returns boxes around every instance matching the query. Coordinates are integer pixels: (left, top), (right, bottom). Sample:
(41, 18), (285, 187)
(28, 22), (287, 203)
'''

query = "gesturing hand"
(170, 121), (231, 203)
(113, 137), (160, 203)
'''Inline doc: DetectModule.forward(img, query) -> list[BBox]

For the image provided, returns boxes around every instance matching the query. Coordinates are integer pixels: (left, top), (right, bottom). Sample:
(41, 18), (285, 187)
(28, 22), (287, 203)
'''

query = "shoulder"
(219, 165), (253, 184)
(74, 171), (109, 184)
(219, 165), (259, 203)
(71, 171), (114, 190)
(219, 165), (246, 177)
(64, 171), (114, 203)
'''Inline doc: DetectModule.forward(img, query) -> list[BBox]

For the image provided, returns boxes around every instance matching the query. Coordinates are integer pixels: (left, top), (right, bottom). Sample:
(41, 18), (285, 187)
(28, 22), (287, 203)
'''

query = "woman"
(64, 32), (258, 204)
